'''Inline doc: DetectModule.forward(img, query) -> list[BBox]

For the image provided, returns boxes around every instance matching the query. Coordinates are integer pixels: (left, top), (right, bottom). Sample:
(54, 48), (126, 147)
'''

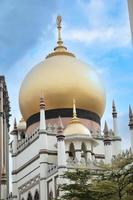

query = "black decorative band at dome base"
(27, 108), (100, 127)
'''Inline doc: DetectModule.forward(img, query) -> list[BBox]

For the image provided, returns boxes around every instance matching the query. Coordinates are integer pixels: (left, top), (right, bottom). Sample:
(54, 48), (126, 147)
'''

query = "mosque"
(0, 16), (133, 200)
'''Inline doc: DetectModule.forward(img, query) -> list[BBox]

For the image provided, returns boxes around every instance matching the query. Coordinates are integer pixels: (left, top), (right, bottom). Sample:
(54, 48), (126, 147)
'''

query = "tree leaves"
(57, 152), (133, 200)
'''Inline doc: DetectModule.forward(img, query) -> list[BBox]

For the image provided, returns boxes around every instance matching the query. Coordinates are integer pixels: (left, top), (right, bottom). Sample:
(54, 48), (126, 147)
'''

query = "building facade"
(1, 16), (133, 200)
(0, 76), (10, 199)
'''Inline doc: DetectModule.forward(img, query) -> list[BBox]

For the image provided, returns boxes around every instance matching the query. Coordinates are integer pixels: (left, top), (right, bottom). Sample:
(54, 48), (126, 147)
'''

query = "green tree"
(59, 169), (94, 200)
(58, 151), (133, 200)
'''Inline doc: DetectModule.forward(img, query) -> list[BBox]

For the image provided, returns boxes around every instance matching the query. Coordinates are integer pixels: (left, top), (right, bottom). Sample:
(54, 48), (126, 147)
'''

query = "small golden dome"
(64, 121), (91, 136)
(64, 99), (91, 136)
(18, 118), (26, 131)
(19, 16), (106, 121)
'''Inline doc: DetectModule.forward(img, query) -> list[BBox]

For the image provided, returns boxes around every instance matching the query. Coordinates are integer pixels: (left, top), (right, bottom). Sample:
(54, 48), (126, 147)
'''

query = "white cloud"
(62, 0), (131, 49)
(63, 25), (131, 48)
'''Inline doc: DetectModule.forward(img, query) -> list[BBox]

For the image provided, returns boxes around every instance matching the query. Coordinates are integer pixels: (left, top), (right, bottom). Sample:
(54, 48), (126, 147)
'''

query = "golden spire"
(70, 98), (80, 124)
(73, 98), (77, 119)
(66, 99), (87, 131)
(57, 15), (63, 46)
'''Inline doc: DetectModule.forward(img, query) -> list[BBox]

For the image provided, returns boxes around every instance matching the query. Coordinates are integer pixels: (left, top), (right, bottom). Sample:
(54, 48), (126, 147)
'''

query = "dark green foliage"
(59, 169), (94, 200)
(58, 152), (133, 200)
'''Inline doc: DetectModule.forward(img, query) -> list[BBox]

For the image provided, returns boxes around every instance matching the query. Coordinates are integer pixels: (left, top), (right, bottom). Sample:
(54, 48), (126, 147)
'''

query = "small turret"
(56, 116), (66, 168)
(56, 116), (66, 195)
(39, 95), (48, 200)
(18, 118), (26, 140)
(129, 105), (133, 129)
(39, 95), (46, 132)
(112, 100), (118, 136)
(128, 105), (133, 153)
(57, 116), (64, 137)
(103, 121), (111, 145)
(111, 100), (122, 156)
(10, 118), (18, 154)
(103, 121), (112, 164)
(12, 118), (17, 133)
(112, 100), (117, 118)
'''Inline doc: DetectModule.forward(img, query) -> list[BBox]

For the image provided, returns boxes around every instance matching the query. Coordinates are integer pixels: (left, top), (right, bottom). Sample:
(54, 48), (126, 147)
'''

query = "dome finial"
(57, 15), (63, 46)
(45, 15), (75, 58)
(73, 98), (77, 119)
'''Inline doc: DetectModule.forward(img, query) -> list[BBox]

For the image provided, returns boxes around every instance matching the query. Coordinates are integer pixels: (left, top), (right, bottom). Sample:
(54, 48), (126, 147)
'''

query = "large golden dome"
(19, 16), (106, 122)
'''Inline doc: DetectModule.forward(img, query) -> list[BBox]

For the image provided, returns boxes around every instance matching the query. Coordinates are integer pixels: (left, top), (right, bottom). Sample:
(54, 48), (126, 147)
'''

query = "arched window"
(34, 190), (39, 200)
(27, 192), (33, 200)
(81, 143), (87, 161)
(69, 143), (75, 159)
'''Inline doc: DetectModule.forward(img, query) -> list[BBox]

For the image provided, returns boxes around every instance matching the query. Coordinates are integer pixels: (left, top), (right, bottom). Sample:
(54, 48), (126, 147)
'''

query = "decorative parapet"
(18, 175), (40, 195)
(48, 163), (58, 177)
(17, 128), (40, 153)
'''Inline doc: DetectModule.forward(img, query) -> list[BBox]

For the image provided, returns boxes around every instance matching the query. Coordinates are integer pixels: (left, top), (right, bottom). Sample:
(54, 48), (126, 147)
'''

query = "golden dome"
(18, 118), (26, 131)
(19, 16), (106, 121)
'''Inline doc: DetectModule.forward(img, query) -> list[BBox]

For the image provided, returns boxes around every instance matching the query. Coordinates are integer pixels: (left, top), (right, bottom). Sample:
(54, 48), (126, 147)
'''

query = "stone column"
(74, 142), (81, 164)
(1, 168), (7, 200)
(39, 148), (48, 200)
(86, 143), (92, 161)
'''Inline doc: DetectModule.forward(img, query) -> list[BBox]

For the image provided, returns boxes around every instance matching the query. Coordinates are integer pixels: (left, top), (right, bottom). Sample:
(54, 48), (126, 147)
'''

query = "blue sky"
(0, 0), (133, 149)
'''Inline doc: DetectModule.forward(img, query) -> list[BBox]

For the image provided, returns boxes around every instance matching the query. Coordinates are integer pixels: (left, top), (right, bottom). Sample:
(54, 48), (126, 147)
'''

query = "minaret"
(56, 116), (67, 194)
(12, 118), (18, 154)
(38, 95), (48, 200)
(39, 95), (46, 131)
(11, 118), (18, 199)
(103, 121), (112, 164)
(112, 100), (118, 136)
(56, 116), (66, 169)
(128, 105), (133, 153)
(112, 100), (121, 156)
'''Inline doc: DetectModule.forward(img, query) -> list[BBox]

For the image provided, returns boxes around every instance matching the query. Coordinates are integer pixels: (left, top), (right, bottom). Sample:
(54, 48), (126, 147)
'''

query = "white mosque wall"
(112, 140), (121, 156)
(93, 139), (104, 155)
(47, 134), (57, 151)
(16, 138), (40, 168)
(16, 159), (40, 187)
